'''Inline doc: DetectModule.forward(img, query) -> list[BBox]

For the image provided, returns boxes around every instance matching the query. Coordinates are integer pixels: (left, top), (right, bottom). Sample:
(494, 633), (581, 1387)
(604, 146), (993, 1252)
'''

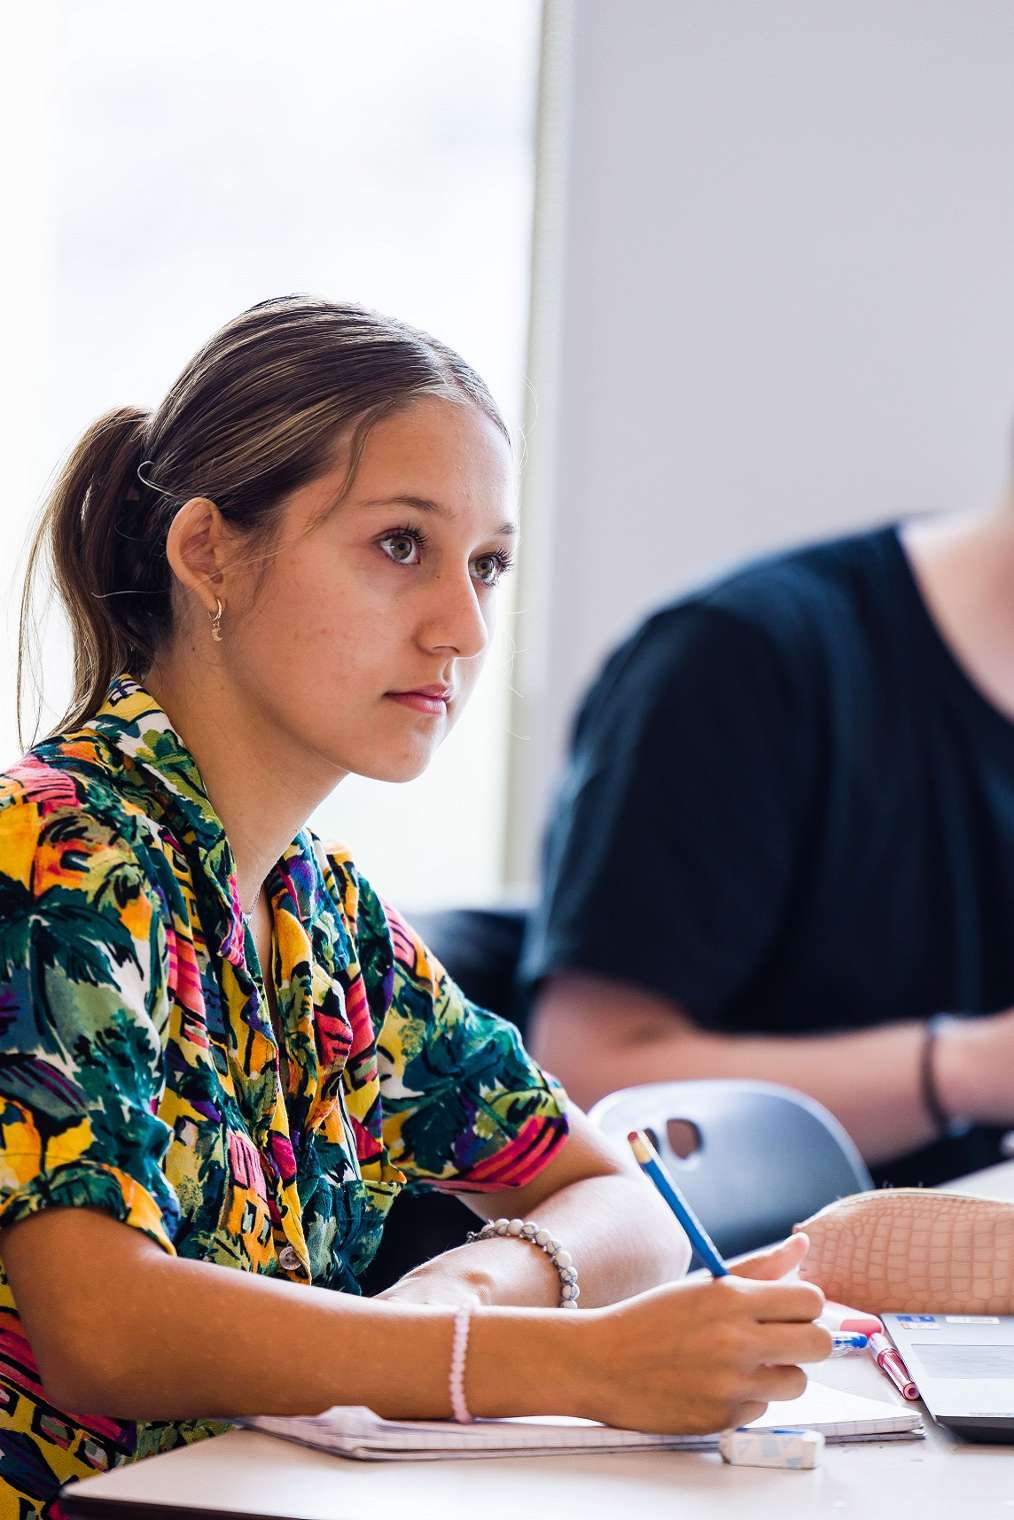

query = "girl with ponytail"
(0, 296), (827, 1515)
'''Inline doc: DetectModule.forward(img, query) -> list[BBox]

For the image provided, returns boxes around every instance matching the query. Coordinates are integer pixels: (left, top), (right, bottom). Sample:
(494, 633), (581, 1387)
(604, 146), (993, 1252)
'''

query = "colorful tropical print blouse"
(0, 675), (568, 1517)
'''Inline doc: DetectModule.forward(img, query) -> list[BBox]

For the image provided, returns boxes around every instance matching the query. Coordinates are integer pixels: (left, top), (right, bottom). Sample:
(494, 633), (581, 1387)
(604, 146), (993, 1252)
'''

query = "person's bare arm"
(0, 1205), (829, 1437)
(1, 1207), (469, 1422)
(529, 973), (1014, 1167)
(376, 1106), (690, 1309)
(5, 1114), (686, 1415)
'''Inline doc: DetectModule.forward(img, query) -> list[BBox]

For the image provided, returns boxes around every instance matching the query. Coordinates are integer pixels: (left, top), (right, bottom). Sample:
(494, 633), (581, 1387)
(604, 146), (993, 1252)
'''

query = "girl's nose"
(418, 570), (490, 658)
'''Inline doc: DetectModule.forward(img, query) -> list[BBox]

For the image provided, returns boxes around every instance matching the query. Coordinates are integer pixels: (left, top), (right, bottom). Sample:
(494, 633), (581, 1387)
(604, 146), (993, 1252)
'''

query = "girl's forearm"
(7, 1203), (828, 1441)
(380, 1174), (690, 1310)
(15, 1208), (585, 1423)
(527, 1171), (690, 1303)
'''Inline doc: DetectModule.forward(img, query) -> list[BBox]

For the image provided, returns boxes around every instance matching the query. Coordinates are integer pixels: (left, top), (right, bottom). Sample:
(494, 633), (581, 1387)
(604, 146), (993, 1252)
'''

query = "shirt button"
(277, 1245), (302, 1272)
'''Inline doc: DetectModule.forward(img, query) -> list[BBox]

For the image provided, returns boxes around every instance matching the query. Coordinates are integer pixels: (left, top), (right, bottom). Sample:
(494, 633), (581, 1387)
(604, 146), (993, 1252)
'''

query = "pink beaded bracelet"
(449, 1306), (473, 1423)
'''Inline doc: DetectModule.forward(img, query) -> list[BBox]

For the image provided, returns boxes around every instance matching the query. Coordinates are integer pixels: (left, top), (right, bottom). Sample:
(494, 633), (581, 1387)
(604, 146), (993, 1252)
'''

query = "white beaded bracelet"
(465, 1217), (580, 1308)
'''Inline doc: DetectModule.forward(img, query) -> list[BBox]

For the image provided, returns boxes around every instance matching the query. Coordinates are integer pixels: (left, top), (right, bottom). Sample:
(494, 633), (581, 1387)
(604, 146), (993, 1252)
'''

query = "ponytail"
(17, 406), (170, 744)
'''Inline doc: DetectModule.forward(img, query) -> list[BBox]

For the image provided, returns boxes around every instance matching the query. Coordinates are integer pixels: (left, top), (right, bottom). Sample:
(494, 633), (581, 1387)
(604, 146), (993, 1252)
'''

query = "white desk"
(62, 1160), (1014, 1520)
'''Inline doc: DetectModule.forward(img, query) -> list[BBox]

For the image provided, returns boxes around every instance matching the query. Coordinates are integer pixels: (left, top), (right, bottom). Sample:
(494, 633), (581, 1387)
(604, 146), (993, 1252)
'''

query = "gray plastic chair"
(590, 1078), (872, 1261)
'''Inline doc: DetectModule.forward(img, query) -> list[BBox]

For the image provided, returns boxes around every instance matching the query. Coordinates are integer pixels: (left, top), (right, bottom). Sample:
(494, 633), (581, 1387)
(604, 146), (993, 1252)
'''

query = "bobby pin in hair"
(135, 461), (177, 499)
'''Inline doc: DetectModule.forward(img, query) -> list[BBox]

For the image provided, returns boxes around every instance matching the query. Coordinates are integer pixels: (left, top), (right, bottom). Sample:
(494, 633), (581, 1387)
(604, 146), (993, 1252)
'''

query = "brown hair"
(18, 295), (508, 743)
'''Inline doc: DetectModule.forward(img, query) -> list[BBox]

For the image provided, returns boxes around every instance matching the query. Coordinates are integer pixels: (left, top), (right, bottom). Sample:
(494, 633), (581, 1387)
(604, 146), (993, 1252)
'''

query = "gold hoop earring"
(210, 598), (224, 642)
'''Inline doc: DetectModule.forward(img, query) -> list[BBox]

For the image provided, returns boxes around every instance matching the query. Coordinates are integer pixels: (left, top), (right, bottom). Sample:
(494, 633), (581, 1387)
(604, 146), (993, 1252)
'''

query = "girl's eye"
(472, 550), (515, 588)
(377, 527), (514, 585)
(378, 527), (425, 565)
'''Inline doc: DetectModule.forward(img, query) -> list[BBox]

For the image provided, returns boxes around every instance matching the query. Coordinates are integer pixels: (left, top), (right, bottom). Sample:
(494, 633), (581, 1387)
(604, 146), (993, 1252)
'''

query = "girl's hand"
(728, 1230), (811, 1281)
(574, 1272), (830, 1435)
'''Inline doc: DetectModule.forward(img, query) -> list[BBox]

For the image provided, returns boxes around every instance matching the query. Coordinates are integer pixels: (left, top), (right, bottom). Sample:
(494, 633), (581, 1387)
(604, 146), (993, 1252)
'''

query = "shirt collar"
(88, 673), (247, 962)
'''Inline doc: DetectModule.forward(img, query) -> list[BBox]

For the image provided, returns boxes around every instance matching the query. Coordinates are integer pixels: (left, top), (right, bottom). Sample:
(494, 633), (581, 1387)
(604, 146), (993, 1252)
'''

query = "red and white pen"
(869, 1332), (919, 1401)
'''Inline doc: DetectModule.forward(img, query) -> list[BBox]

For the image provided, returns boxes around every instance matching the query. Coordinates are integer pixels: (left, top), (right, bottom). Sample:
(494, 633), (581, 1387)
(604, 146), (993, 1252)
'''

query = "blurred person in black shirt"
(522, 508), (1014, 1188)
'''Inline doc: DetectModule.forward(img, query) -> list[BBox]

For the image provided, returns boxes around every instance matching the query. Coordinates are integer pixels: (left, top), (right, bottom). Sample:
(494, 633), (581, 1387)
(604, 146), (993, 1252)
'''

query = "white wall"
(509, 0), (1014, 884)
(0, 10), (57, 739)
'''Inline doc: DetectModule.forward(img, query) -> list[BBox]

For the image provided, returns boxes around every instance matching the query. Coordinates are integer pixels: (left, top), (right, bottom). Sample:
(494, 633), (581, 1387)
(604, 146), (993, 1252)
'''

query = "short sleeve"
(0, 791), (179, 1252)
(519, 603), (814, 1026)
(352, 876), (569, 1193)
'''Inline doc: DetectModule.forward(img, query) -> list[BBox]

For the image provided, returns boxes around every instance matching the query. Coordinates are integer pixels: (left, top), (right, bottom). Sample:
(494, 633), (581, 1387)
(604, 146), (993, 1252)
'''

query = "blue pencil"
(628, 1128), (729, 1277)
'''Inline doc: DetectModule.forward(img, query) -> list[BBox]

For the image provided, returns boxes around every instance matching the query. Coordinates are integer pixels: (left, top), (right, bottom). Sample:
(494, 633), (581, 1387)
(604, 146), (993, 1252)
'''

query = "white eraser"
(718, 1426), (825, 1469)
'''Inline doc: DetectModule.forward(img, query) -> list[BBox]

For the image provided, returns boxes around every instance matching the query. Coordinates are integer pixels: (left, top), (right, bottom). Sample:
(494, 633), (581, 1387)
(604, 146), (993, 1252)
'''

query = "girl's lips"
(386, 691), (449, 715)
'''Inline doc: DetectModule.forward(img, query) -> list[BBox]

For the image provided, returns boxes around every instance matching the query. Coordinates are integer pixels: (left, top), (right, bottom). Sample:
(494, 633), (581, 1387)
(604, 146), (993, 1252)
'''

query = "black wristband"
(920, 1014), (971, 1140)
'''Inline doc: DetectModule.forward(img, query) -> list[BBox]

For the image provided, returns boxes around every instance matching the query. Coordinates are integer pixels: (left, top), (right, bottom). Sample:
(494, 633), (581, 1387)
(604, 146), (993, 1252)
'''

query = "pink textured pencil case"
(795, 1189), (1014, 1314)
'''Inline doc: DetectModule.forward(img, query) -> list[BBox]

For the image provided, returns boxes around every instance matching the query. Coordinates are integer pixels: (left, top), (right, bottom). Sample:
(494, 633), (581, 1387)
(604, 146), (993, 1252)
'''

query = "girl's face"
(218, 395), (516, 785)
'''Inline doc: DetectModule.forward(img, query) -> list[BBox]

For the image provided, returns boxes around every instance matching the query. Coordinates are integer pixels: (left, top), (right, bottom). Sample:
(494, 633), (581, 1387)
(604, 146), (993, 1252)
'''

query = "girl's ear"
(165, 498), (230, 616)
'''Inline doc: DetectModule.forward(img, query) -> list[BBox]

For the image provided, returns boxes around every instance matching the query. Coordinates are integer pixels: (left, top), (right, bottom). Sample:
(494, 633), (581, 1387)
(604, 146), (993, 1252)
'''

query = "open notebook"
(242, 1381), (923, 1461)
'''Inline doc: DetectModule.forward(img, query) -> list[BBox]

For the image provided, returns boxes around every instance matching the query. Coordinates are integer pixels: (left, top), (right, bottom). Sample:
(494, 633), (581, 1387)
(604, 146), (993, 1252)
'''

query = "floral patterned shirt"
(0, 676), (568, 1516)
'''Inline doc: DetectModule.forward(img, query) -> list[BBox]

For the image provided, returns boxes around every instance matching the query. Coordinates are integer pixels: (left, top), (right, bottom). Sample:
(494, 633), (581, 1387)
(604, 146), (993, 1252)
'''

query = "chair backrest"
(590, 1079), (872, 1260)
